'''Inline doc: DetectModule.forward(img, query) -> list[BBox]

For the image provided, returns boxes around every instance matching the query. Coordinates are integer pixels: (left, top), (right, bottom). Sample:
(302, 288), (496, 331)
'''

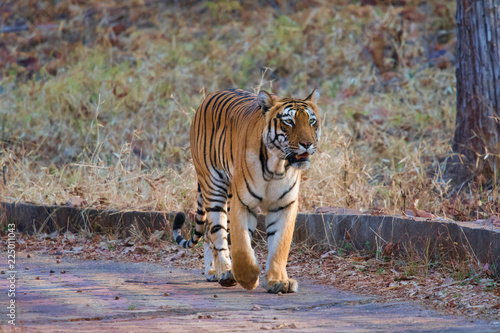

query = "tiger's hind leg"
(207, 205), (236, 287)
(201, 181), (236, 287)
(207, 191), (233, 283)
(203, 239), (217, 282)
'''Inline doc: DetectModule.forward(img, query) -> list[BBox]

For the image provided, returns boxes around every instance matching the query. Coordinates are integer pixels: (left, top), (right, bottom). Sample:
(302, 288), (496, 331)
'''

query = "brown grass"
(1, 0), (492, 220)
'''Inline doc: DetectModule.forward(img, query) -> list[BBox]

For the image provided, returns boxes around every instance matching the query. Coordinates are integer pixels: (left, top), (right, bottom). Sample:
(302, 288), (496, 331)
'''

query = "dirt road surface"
(1, 253), (498, 332)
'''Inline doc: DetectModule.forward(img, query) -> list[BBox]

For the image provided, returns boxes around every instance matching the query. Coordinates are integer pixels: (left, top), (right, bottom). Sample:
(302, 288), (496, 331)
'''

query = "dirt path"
(1, 253), (498, 332)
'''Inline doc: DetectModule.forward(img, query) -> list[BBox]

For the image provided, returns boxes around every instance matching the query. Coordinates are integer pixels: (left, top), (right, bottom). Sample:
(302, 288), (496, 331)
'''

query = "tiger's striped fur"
(173, 88), (321, 293)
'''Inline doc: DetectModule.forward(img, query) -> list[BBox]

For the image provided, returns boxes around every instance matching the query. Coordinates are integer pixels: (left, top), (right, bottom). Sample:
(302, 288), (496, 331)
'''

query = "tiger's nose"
(300, 141), (313, 149)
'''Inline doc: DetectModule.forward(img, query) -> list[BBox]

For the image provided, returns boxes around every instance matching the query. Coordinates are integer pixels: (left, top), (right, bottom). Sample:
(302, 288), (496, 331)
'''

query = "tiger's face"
(258, 90), (321, 170)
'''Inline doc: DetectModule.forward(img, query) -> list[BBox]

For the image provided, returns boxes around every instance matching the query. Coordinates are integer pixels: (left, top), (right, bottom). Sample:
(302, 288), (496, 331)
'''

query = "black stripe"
(195, 219), (205, 225)
(197, 209), (205, 215)
(269, 200), (295, 212)
(175, 235), (184, 244)
(194, 230), (203, 237)
(215, 247), (228, 252)
(236, 192), (257, 218)
(206, 207), (227, 214)
(208, 93), (226, 173)
(211, 225), (227, 234)
(200, 93), (224, 174)
(260, 139), (272, 181)
(219, 134), (226, 169)
(274, 171), (285, 179)
(217, 95), (233, 127)
(202, 181), (228, 199)
(244, 176), (262, 201)
(205, 178), (229, 194)
(210, 175), (230, 188)
(207, 198), (227, 205)
(267, 231), (276, 237)
(211, 93), (233, 175)
(248, 228), (254, 236)
(278, 176), (298, 200)
(266, 221), (277, 229)
(173, 213), (185, 230)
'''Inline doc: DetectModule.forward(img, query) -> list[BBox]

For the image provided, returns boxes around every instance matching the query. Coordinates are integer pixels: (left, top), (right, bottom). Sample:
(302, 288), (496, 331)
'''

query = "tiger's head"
(258, 89), (321, 170)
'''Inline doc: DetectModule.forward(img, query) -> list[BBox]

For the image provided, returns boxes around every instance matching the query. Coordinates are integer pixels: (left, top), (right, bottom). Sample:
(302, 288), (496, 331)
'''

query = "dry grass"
(1, 0), (492, 220)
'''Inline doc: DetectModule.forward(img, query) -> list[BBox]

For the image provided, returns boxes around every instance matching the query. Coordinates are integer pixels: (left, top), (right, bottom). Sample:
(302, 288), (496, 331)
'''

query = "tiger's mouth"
(296, 152), (309, 160)
(287, 152), (310, 166)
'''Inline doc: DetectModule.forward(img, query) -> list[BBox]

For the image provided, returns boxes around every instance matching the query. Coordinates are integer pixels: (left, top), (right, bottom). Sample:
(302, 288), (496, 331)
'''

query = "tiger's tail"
(172, 187), (206, 248)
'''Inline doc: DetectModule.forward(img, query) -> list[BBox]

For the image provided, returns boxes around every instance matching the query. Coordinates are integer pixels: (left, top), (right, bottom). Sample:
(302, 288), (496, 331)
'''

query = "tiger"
(173, 88), (321, 293)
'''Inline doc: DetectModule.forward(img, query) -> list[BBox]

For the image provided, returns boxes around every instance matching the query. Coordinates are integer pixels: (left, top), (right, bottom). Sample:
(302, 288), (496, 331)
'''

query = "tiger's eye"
(309, 118), (316, 125)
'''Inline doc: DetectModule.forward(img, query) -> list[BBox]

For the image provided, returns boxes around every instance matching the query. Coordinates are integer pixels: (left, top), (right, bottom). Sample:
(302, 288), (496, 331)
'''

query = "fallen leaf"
(121, 246), (135, 254)
(409, 200), (435, 219)
(170, 250), (185, 261)
(321, 250), (337, 259)
(382, 241), (399, 257)
(112, 23), (127, 36)
(414, 209), (435, 219)
(369, 33), (386, 71)
(381, 285), (400, 291)
(399, 7), (426, 22)
(197, 314), (212, 319)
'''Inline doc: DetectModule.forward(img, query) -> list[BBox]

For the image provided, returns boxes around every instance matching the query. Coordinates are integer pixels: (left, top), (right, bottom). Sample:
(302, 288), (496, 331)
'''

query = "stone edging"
(1, 202), (499, 273)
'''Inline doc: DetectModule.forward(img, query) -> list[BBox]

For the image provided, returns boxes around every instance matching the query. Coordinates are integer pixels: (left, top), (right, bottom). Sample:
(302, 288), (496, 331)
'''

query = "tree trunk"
(447, 0), (500, 185)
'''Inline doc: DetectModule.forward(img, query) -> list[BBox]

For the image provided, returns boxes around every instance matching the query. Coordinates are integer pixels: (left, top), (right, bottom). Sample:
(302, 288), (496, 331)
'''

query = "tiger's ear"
(258, 90), (274, 113)
(305, 89), (320, 103)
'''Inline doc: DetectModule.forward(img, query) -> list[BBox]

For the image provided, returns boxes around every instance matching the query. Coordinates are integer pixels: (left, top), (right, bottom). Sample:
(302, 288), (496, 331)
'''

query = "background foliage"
(2, 0), (484, 219)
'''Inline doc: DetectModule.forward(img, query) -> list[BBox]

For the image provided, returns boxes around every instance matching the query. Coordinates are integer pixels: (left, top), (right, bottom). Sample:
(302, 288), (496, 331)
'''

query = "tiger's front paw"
(265, 278), (298, 294)
(219, 270), (237, 287)
(233, 261), (260, 290)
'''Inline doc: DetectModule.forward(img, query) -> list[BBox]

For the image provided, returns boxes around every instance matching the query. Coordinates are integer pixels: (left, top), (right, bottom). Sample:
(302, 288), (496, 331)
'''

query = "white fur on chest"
(240, 151), (300, 213)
